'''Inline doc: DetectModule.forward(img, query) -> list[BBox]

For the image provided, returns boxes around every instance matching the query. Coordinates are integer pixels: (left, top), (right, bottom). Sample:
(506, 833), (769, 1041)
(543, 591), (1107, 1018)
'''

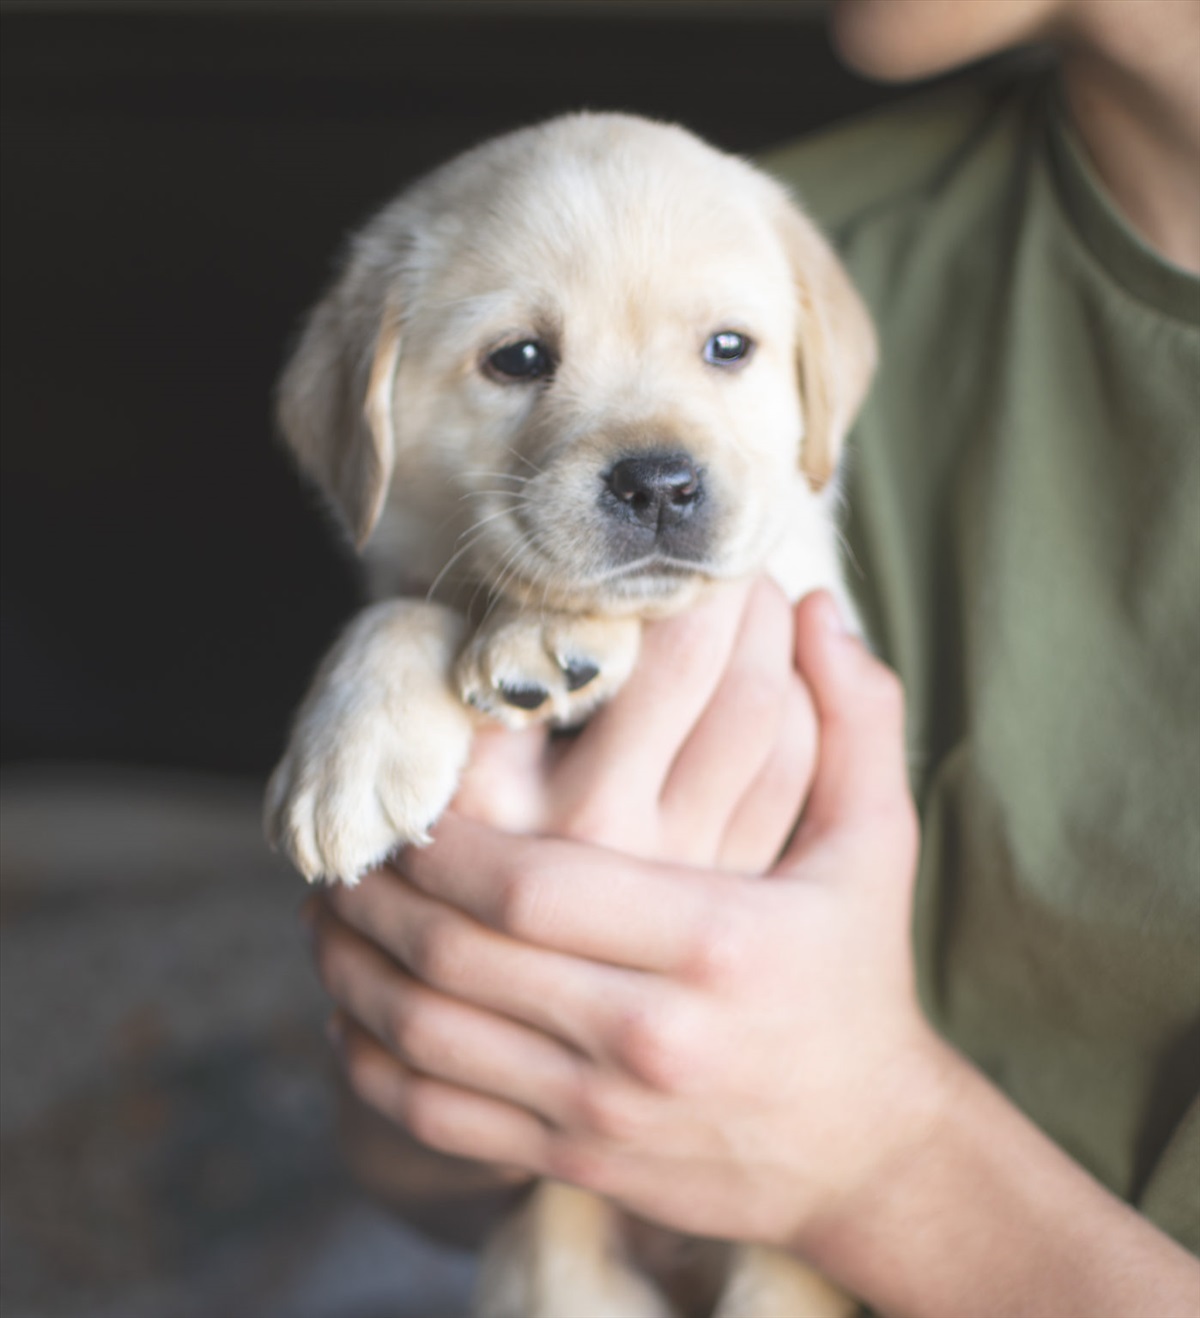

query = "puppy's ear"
(277, 269), (402, 549)
(776, 200), (877, 490)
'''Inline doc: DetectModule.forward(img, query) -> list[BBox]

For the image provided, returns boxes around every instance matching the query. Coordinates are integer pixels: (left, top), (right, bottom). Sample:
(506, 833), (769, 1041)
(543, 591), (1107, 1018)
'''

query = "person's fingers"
(327, 866), (631, 1057)
(777, 592), (917, 871)
(393, 814), (739, 973)
(312, 902), (586, 1125)
(657, 578), (797, 862)
(548, 582), (753, 826)
(333, 1012), (723, 1228)
(332, 1013), (552, 1172)
(716, 666), (818, 872)
(451, 723), (555, 834)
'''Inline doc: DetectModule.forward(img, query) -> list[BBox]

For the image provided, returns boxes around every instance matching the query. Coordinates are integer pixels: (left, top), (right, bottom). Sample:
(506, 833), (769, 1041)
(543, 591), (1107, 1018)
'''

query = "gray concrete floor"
(1, 766), (477, 1318)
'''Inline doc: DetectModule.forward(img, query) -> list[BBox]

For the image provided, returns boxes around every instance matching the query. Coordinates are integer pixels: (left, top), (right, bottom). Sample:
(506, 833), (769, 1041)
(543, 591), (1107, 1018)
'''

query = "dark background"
(1, 9), (930, 1317)
(0, 0), (902, 779)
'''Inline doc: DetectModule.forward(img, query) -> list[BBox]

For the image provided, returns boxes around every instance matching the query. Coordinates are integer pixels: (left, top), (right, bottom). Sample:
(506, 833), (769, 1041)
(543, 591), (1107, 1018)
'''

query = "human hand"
(306, 574), (815, 1214)
(312, 593), (951, 1254)
(454, 576), (819, 872)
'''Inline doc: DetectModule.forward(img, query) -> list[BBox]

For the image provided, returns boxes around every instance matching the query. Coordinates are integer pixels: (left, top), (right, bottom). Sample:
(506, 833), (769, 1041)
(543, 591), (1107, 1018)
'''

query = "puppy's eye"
(703, 330), (753, 367)
(484, 339), (555, 383)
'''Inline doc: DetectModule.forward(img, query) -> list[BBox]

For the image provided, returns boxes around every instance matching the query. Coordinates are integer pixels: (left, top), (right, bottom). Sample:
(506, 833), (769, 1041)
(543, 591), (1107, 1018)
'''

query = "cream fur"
(265, 112), (875, 1318)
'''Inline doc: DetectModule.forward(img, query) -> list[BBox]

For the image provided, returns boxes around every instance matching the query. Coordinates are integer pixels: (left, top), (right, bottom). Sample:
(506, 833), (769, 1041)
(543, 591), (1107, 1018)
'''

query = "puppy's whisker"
(538, 562), (562, 622)
(835, 525), (866, 583)
(425, 503), (475, 542)
(516, 530), (565, 617)
(461, 491), (537, 511)
(455, 506), (521, 541)
(425, 513), (516, 602)
(500, 445), (547, 478)
(526, 543), (563, 619)
(466, 535), (525, 617)
(459, 471), (532, 488)
(484, 544), (529, 609)
(425, 506), (525, 599)
(426, 540), (484, 603)
(480, 534), (539, 619)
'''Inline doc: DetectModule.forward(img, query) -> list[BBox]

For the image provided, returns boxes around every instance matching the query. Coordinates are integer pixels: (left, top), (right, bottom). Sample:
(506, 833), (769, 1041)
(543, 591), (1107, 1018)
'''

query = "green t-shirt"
(764, 71), (1200, 1253)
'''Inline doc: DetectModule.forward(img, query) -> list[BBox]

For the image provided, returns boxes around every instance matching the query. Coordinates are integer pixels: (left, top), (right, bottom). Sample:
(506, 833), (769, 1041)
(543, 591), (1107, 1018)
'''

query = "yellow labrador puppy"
(267, 114), (873, 1318)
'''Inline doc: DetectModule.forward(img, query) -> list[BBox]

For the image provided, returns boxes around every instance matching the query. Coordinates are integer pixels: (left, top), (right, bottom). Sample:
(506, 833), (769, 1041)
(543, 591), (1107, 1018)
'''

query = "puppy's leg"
(456, 604), (641, 728)
(476, 1182), (675, 1318)
(714, 1244), (858, 1318)
(265, 599), (474, 884)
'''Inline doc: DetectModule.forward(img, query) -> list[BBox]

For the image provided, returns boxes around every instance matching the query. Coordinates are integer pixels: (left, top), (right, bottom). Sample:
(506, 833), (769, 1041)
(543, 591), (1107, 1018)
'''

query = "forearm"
(805, 1038), (1200, 1318)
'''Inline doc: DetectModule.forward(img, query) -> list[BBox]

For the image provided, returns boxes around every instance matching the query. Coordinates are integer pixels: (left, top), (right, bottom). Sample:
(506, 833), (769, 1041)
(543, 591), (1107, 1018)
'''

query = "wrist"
(793, 1035), (1200, 1318)
(793, 1019), (965, 1267)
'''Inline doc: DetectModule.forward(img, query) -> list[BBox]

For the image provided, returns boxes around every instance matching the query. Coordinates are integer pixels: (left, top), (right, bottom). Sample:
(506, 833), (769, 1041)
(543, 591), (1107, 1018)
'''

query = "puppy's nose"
(604, 453), (702, 530)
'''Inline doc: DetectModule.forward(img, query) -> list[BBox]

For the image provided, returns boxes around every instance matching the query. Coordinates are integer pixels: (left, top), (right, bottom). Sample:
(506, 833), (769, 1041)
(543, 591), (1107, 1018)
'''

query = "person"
(304, 1), (1200, 1313)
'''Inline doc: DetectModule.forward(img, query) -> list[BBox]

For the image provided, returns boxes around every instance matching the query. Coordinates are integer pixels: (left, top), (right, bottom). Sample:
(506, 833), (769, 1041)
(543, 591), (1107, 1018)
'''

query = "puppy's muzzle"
(600, 450), (712, 563)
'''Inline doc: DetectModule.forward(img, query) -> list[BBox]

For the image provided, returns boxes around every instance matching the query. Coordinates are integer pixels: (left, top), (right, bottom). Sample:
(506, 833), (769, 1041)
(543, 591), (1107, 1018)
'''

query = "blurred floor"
(0, 766), (477, 1318)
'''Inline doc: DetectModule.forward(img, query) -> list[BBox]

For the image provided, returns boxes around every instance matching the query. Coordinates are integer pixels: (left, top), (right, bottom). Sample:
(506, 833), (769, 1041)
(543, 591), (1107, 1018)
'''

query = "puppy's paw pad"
(561, 657), (601, 691)
(497, 681), (551, 711)
(456, 613), (640, 728)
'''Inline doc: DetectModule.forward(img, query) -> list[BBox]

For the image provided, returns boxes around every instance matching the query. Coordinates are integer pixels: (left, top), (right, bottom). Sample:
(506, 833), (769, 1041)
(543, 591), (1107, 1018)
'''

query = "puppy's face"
(279, 115), (875, 615)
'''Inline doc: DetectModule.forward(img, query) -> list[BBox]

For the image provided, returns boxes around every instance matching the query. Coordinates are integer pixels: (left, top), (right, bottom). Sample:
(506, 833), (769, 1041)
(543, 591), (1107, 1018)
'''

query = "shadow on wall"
(0, 6), (899, 1316)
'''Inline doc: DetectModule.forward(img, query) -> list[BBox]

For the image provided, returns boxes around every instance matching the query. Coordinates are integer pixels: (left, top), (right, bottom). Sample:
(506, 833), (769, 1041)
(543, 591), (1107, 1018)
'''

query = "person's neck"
(1059, 6), (1200, 273)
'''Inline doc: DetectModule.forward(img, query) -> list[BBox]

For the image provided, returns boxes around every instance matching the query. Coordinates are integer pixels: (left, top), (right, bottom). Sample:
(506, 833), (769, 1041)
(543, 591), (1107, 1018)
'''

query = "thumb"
(776, 591), (916, 869)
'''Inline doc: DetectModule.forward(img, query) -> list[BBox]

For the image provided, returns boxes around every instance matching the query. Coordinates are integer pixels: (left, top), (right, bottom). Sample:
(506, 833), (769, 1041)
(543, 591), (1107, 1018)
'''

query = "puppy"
(266, 113), (874, 1318)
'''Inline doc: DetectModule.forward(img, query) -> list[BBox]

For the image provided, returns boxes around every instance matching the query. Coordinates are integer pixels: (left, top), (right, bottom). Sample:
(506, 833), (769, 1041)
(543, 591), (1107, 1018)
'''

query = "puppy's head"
(278, 114), (875, 613)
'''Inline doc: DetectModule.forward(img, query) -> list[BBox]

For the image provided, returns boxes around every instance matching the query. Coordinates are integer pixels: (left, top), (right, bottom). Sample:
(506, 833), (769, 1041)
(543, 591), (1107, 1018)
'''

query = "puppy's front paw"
(266, 707), (471, 885)
(456, 611), (640, 728)
(265, 601), (474, 885)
